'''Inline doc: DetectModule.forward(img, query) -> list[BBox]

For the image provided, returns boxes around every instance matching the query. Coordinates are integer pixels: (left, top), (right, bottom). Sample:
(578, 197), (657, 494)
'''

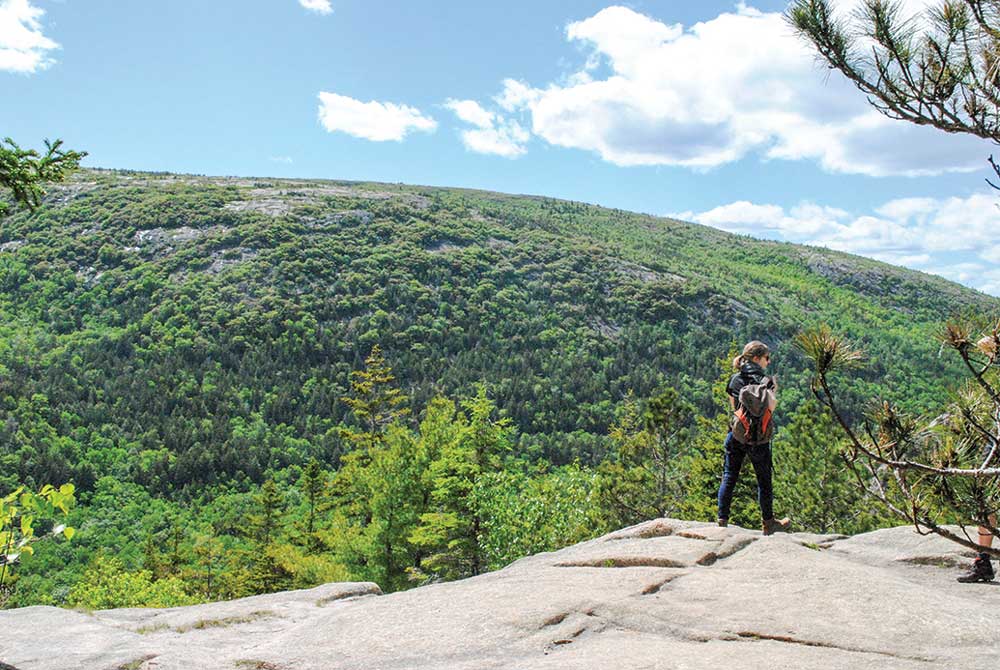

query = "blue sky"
(3, 0), (998, 294)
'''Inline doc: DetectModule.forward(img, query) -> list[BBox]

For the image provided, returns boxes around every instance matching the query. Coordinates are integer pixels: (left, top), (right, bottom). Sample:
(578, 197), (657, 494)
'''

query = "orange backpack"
(731, 377), (776, 445)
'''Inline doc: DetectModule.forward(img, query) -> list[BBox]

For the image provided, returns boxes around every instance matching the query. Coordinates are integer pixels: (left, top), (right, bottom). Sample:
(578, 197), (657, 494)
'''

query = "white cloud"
(678, 192), (1000, 294)
(0, 0), (59, 73)
(299, 0), (332, 15)
(460, 3), (986, 175)
(683, 200), (849, 238)
(445, 99), (494, 129)
(981, 245), (1000, 264)
(445, 98), (529, 158)
(495, 79), (541, 112)
(979, 270), (1000, 296)
(459, 121), (529, 158)
(269, 156), (294, 164)
(317, 92), (437, 142)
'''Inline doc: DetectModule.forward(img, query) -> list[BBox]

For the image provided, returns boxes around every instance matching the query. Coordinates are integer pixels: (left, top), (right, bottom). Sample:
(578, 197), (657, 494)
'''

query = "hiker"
(958, 335), (998, 583)
(717, 341), (790, 535)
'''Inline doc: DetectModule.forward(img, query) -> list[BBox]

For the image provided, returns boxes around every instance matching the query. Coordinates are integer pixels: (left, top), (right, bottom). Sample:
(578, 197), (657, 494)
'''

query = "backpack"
(731, 377), (776, 446)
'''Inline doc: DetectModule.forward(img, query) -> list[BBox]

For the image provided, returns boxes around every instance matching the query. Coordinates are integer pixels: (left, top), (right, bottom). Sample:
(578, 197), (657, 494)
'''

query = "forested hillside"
(1, 170), (995, 607)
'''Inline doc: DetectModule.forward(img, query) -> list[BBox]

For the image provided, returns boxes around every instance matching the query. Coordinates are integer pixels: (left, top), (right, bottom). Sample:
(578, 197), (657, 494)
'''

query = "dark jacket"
(727, 361), (769, 405)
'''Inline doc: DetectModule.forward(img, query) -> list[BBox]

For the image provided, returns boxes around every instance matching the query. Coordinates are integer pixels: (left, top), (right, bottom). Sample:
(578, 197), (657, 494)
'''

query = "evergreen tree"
(411, 386), (511, 581)
(246, 480), (287, 593)
(188, 532), (223, 600)
(141, 532), (162, 581)
(0, 137), (86, 215)
(165, 518), (185, 577)
(596, 387), (695, 529)
(249, 480), (285, 547)
(773, 398), (889, 535)
(296, 459), (328, 552)
(339, 345), (410, 456)
(328, 349), (415, 586)
(359, 425), (425, 591)
(788, 1), (1000, 143)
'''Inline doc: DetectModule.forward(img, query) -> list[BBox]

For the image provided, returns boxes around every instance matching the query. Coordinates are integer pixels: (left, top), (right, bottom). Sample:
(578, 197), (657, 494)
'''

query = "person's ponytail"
(735, 341), (770, 370)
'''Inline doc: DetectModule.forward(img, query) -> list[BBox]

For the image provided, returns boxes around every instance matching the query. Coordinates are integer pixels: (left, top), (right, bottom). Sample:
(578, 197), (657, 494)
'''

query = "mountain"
(1, 519), (996, 669)
(1, 169), (995, 494)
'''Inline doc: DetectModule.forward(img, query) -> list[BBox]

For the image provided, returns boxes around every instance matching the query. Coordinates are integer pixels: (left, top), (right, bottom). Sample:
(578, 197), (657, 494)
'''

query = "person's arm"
(726, 373), (740, 411)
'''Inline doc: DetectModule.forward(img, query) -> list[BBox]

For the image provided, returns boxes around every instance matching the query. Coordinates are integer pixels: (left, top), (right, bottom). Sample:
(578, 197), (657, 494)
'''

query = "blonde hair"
(733, 340), (770, 370)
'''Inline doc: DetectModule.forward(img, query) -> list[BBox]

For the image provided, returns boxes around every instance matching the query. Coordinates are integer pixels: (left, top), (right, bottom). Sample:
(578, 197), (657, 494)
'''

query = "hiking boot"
(717, 518), (728, 528)
(957, 556), (995, 583)
(762, 517), (791, 536)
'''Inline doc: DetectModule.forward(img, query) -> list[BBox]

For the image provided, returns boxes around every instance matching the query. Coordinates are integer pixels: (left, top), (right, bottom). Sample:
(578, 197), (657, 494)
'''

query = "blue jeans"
(717, 431), (774, 521)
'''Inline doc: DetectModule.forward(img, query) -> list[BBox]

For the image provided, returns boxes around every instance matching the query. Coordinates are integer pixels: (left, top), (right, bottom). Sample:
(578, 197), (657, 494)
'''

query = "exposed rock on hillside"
(2, 519), (997, 669)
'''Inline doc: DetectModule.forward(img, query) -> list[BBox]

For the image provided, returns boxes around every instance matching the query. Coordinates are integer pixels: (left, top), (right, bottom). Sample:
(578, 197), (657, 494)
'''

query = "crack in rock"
(552, 625), (590, 645)
(603, 520), (675, 541)
(676, 531), (712, 541)
(314, 584), (383, 606)
(735, 631), (934, 663)
(696, 536), (758, 567)
(640, 574), (686, 595)
(715, 536), (757, 560)
(541, 612), (569, 627)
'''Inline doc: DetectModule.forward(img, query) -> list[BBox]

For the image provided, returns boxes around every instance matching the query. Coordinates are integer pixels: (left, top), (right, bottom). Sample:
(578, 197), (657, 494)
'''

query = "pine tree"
(406, 396), (467, 579)
(296, 459), (328, 552)
(0, 137), (86, 215)
(141, 532), (162, 581)
(189, 532), (223, 599)
(249, 480), (285, 547)
(411, 386), (511, 581)
(596, 387), (695, 529)
(788, 1), (1000, 147)
(339, 345), (410, 456)
(328, 348), (415, 586)
(359, 425), (425, 591)
(246, 480), (287, 593)
(165, 518), (185, 577)
(772, 398), (889, 535)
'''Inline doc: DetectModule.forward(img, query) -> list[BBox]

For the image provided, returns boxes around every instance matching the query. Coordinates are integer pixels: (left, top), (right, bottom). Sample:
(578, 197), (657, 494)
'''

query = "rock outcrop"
(2, 519), (998, 669)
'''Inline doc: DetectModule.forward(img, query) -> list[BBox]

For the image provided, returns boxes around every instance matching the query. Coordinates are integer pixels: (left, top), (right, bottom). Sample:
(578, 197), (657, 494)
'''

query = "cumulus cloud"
(299, 0), (332, 15)
(444, 99), (529, 158)
(317, 92), (437, 142)
(676, 192), (1000, 295)
(0, 0), (59, 73)
(495, 79), (542, 113)
(682, 201), (850, 238)
(459, 3), (985, 174)
(446, 99), (495, 129)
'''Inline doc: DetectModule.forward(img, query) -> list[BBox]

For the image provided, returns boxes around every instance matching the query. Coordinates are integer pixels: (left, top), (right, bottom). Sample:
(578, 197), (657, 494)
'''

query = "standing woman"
(717, 341), (791, 535)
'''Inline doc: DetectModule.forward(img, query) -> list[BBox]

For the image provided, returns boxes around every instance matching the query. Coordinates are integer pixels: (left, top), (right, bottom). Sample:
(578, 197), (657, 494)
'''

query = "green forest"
(1, 170), (997, 608)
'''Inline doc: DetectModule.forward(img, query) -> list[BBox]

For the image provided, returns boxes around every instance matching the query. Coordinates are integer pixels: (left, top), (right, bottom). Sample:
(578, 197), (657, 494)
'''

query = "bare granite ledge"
(1, 520), (996, 670)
